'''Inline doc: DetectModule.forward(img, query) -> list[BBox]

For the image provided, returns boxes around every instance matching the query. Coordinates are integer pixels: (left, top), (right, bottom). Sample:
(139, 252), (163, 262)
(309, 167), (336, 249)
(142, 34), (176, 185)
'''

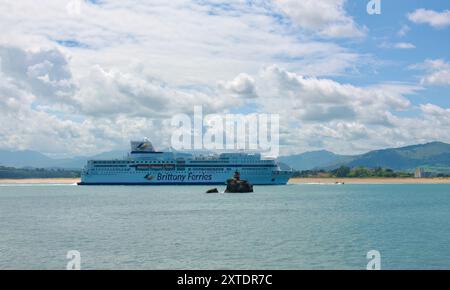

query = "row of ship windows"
(93, 166), (268, 169)
(92, 167), (270, 172)
(90, 170), (272, 175)
(92, 160), (271, 165)
(188, 160), (268, 163)
(92, 164), (273, 168)
(93, 160), (265, 164)
(94, 165), (127, 167)
(93, 161), (174, 164)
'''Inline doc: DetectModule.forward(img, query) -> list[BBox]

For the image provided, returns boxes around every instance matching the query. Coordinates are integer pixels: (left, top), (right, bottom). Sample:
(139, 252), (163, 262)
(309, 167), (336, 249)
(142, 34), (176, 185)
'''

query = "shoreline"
(0, 177), (450, 184)
(0, 178), (80, 184)
(289, 177), (450, 184)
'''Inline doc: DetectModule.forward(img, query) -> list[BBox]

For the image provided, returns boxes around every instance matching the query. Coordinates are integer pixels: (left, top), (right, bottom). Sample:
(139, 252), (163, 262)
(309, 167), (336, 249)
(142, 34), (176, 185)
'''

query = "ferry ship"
(78, 140), (293, 185)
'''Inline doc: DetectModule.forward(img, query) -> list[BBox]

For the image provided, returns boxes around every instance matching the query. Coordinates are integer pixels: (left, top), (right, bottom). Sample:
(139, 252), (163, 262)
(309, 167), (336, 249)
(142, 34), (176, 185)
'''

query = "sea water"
(0, 183), (449, 269)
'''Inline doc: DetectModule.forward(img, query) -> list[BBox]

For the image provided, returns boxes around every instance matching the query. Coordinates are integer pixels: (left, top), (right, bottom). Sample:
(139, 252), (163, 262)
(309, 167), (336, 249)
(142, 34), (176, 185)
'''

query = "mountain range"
(0, 149), (127, 169)
(278, 141), (450, 173)
(1, 141), (450, 173)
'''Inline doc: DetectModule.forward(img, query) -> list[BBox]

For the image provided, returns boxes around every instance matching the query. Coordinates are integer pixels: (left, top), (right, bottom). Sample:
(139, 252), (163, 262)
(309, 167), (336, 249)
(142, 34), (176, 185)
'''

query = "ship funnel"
(130, 140), (155, 152)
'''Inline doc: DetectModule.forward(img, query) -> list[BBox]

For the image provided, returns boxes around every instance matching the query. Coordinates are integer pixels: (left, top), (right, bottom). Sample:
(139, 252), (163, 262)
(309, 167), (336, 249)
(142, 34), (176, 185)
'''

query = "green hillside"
(279, 141), (450, 173)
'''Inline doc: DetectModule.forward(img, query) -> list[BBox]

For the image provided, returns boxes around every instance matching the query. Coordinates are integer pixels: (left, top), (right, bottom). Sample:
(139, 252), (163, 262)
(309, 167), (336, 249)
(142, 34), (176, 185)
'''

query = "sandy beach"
(0, 178), (80, 184)
(289, 177), (450, 184)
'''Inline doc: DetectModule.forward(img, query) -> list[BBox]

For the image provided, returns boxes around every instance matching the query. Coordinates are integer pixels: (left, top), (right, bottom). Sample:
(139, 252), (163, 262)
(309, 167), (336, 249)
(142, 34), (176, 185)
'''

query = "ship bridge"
(129, 140), (175, 160)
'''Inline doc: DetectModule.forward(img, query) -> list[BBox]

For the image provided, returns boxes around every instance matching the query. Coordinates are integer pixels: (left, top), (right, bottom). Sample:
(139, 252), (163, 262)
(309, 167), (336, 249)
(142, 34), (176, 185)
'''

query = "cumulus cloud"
(408, 9), (450, 28)
(219, 73), (258, 98)
(233, 65), (449, 154)
(411, 59), (450, 86)
(274, 0), (366, 38)
(0, 0), (375, 155)
(421, 103), (450, 119)
(255, 65), (413, 119)
(0, 0), (363, 82)
(0, 1), (449, 156)
(1, 45), (449, 156)
(73, 65), (239, 118)
(0, 45), (235, 154)
(0, 46), (76, 105)
(0, 47), (156, 154)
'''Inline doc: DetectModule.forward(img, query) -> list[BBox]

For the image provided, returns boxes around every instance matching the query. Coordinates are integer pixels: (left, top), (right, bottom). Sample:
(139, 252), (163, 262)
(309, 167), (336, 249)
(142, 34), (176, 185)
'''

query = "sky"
(0, 0), (449, 157)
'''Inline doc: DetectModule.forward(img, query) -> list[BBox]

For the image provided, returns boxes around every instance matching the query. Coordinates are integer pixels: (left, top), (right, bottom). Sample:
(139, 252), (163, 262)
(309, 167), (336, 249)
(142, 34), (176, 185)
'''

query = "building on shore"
(414, 167), (424, 178)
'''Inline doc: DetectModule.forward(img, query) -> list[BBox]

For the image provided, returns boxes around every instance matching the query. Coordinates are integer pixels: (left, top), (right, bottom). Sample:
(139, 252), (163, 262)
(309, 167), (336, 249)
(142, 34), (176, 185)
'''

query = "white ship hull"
(78, 140), (293, 186)
(79, 169), (291, 185)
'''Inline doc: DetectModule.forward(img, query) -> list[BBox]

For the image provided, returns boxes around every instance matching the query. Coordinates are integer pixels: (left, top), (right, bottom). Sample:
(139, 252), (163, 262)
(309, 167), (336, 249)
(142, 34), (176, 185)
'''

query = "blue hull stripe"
(77, 182), (285, 186)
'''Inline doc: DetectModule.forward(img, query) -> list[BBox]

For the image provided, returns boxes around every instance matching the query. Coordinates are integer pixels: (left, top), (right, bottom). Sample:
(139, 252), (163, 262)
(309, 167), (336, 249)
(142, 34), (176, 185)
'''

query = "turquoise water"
(0, 183), (449, 269)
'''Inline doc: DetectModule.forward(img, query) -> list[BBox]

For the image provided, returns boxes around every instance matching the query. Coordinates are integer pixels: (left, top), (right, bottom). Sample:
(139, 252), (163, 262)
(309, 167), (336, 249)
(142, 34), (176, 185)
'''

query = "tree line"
(0, 166), (80, 179)
(293, 166), (415, 178)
